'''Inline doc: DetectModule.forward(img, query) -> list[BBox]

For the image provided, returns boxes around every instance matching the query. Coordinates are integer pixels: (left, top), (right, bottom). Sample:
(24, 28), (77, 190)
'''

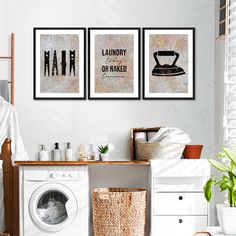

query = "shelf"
(15, 160), (150, 166)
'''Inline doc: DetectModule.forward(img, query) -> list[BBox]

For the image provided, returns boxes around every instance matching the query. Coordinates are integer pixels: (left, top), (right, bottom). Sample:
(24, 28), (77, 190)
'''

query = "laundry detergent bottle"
(39, 145), (50, 161)
(53, 142), (61, 161)
(65, 142), (73, 161)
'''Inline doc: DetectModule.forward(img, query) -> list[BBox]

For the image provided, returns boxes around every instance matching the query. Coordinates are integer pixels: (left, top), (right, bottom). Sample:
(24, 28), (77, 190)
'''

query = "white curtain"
(223, 0), (236, 148)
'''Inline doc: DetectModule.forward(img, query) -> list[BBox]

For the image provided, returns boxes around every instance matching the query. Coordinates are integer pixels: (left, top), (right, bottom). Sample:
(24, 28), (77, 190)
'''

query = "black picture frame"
(142, 27), (195, 100)
(88, 27), (141, 100)
(33, 27), (86, 100)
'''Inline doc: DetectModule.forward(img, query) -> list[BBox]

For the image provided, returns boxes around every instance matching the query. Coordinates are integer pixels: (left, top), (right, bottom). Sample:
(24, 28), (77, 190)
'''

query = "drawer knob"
(179, 219), (183, 223)
(179, 196), (183, 200)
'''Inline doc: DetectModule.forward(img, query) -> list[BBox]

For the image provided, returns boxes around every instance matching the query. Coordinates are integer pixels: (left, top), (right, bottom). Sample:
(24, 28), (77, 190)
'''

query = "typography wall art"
(88, 28), (140, 99)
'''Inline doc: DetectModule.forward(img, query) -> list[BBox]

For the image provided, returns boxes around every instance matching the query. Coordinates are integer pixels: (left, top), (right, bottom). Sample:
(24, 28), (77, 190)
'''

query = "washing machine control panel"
(48, 171), (82, 180)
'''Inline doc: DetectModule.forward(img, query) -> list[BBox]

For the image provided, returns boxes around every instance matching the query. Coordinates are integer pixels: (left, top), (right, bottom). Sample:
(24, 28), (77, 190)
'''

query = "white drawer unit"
(150, 160), (210, 236)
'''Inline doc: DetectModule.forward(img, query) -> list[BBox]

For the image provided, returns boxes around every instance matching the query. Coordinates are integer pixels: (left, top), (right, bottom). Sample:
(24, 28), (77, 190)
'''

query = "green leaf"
(219, 182), (229, 192)
(224, 176), (234, 189)
(103, 145), (109, 153)
(222, 147), (236, 165)
(215, 180), (224, 186)
(229, 171), (236, 185)
(208, 159), (229, 172)
(232, 190), (236, 205)
(223, 175), (230, 181)
(203, 178), (214, 202)
(230, 161), (236, 172)
(219, 176), (234, 192)
(97, 144), (109, 154)
(218, 152), (227, 158)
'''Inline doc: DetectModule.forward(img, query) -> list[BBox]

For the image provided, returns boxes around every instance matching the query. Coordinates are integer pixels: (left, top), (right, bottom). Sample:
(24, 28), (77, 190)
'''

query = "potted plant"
(98, 144), (110, 161)
(204, 147), (236, 234)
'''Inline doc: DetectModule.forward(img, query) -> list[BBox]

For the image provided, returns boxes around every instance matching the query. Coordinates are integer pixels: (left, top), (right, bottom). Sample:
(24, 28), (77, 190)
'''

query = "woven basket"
(135, 142), (185, 160)
(92, 188), (147, 236)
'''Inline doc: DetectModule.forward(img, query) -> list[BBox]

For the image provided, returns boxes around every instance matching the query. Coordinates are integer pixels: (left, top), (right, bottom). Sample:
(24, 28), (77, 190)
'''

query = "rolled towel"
(149, 127), (191, 144)
(134, 132), (147, 143)
(0, 81), (9, 102)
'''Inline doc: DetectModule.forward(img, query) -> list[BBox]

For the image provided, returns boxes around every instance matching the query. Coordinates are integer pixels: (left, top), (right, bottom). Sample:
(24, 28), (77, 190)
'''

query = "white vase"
(99, 153), (110, 161)
(217, 204), (236, 234)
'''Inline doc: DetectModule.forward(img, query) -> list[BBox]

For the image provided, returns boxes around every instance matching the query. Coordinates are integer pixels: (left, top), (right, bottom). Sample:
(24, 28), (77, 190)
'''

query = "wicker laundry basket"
(136, 142), (185, 160)
(92, 188), (147, 236)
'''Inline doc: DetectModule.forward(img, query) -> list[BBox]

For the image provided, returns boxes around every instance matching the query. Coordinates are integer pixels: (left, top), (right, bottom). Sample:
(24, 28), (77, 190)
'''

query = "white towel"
(134, 132), (147, 142)
(0, 160), (5, 232)
(0, 81), (9, 102)
(0, 96), (29, 163)
(149, 127), (191, 144)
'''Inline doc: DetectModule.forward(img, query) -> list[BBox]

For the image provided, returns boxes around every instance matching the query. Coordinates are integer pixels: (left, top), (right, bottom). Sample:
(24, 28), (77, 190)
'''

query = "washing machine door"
(29, 183), (78, 232)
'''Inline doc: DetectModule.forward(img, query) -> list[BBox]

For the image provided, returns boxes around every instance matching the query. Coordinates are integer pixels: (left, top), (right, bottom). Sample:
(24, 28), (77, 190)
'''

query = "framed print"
(143, 28), (195, 99)
(88, 28), (140, 99)
(34, 27), (86, 99)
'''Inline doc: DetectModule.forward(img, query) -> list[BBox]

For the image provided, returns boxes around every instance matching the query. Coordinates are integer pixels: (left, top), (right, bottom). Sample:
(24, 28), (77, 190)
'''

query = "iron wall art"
(33, 28), (86, 99)
(143, 28), (195, 99)
(88, 28), (141, 99)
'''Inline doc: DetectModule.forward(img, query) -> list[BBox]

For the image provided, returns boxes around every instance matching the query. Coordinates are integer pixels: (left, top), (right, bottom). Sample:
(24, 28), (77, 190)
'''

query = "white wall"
(0, 0), (215, 226)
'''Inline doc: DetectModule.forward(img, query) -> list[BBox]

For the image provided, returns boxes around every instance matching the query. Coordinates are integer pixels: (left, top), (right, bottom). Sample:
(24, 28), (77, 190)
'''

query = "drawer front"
(153, 192), (207, 215)
(151, 159), (210, 177)
(152, 216), (208, 236)
(153, 177), (208, 192)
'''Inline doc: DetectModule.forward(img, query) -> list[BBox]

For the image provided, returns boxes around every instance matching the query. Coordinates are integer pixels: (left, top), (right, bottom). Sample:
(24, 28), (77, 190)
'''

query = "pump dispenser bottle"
(65, 142), (73, 161)
(39, 145), (50, 161)
(53, 142), (61, 161)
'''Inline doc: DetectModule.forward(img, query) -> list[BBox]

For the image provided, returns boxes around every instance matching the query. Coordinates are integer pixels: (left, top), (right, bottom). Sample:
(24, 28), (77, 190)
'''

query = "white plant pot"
(217, 204), (236, 234)
(99, 154), (110, 161)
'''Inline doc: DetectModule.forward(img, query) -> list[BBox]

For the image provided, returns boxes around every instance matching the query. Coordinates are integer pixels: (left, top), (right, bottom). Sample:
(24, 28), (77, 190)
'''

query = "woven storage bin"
(136, 142), (185, 160)
(92, 188), (147, 236)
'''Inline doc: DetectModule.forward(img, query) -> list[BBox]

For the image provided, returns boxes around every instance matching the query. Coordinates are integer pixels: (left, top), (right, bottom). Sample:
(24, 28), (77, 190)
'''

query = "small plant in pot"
(204, 147), (236, 234)
(98, 144), (110, 161)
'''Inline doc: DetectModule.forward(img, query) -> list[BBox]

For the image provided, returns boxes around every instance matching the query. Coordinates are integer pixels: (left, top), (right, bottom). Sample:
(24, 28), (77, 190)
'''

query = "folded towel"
(149, 127), (191, 144)
(0, 81), (9, 102)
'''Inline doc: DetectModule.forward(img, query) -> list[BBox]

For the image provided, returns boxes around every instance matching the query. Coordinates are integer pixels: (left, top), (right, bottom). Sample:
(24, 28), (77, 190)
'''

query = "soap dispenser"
(53, 142), (61, 161)
(65, 142), (73, 161)
(39, 145), (50, 161)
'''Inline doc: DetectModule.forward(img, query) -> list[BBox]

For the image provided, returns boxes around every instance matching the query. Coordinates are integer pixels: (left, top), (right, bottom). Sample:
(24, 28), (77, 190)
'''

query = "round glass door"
(29, 183), (77, 232)
(37, 190), (68, 225)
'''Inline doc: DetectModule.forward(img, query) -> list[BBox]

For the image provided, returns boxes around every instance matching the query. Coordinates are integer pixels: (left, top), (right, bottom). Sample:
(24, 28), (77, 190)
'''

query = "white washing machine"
(19, 166), (89, 236)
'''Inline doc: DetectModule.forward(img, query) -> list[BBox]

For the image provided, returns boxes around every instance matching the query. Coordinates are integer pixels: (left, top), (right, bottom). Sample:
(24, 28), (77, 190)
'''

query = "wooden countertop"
(14, 160), (150, 166)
